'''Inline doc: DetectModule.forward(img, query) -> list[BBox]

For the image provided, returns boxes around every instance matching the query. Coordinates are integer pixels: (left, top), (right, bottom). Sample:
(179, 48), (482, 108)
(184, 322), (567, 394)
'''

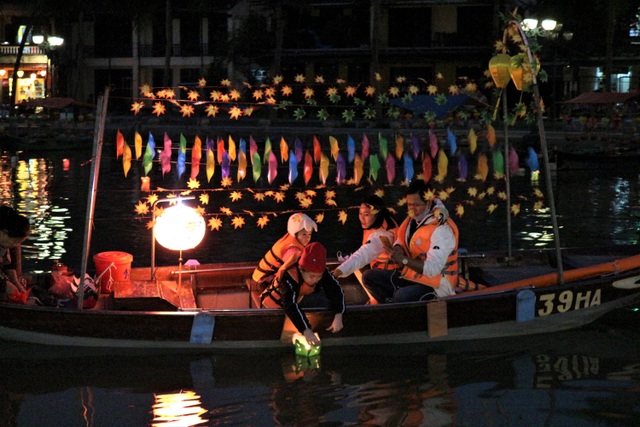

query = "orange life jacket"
(362, 227), (401, 270)
(261, 265), (315, 307)
(396, 217), (459, 288)
(252, 233), (304, 284)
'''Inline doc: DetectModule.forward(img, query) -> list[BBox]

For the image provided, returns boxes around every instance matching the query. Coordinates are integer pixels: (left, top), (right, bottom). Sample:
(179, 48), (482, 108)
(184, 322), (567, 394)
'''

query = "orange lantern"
(509, 53), (540, 91)
(488, 53), (512, 88)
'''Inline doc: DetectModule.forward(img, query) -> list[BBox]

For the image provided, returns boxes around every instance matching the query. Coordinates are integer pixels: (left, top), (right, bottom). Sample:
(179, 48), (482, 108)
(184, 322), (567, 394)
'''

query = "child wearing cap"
(261, 242), (345, 346)
(251, 213), (318, 289)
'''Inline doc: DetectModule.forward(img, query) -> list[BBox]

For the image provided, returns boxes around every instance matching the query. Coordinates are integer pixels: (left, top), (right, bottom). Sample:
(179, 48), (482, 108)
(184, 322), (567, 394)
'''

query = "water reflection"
(1, 315), (639, 426)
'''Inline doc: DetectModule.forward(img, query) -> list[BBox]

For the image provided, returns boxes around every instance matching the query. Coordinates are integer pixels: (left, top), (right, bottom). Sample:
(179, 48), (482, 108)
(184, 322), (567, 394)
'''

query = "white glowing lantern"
(154, 204), (205, 251)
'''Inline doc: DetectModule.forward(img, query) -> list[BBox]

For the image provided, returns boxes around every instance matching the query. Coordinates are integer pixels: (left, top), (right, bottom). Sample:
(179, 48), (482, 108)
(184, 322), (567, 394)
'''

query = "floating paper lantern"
(488, 53), (512, 88)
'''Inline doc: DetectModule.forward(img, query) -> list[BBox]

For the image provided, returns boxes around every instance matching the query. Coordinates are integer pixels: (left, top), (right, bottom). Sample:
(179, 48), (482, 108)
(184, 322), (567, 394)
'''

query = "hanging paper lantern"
(154, 204), (206, 251)
(140, 176), (151, 192)
(488, 53), (512, 88)
(509, 53), (540, 91)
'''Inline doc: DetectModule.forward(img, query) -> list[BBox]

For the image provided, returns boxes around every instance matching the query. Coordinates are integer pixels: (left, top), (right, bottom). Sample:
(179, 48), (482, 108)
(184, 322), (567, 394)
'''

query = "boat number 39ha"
(537, 289), (601, 316)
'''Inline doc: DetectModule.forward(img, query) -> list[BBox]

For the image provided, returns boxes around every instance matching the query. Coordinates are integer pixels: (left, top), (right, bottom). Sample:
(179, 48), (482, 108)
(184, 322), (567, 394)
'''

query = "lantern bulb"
(154, 204), (205, 251)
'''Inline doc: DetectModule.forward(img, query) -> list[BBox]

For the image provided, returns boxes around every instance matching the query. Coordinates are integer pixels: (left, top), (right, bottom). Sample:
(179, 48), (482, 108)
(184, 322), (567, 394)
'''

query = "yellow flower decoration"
(187, 90), (199, 101)
(252, 89), (264, 100)
(299, 198), (313, 209)
(325, 198), (337, 207)
(315, 212), (325, 224)
(314, 75), (325, 83)
(427, 85), (438, 95)
(230, 191), (243, 202)
(437, 190), (449, 201)
(273, 75), (284, 85)
(253, 193), (266, 201)
(210, 90), (222, 101)
(388, 87), (400, 97)
(220, 79), (231, 86)
(533, 188), (544, 198)
(487, 203), (498, 214)
(198, 77), (207, 87)
(131, 101), (144, 115)
(345, 86), (358, 97)
(408, 85), (419, 95)
(199, 194), (209, 205)
(281, 85), (293, 96)
(306, 189), (317, 197)
(221, 177), (233, 187)
(208, 217), (222, 231)
(326, 87), (338, 97)
(187, 178), (200, 189)
(179, 103), (195, 117)
(205, 105), (219, 117)
(139, 83), (151, 94)
(455, 204), (465, 217)
(229, 89), (241, 101)
(338, 210), (348, 224)
(147, 194), (159, 206)
(228, 106), (243, 120)
(448, 85), (460, 95)
(435, 72), (444, 80)
(265, 87), (276, 97)
(295, 191), (307, 201)
(152, 102), (166, 116)
(294, 74), (305, 83)
(303, 87), (315, 99)
(134, 201), (149, 215)
(231, 216), (245, 229)
(273, 192), (285, 203)
(220, 207), (232, 215)
(244, 106), (254, 117)
(467, 187), (478, 198)
(497, 191), (507, 201)
(534, 201), (544, 211)
(375, 72), (382, 81)
(165, 89), (176, 99)
(511, 204), (521, 216)
(395, 76), (406, 83)
(257, 216), (270, 229)
(365, 86), (376, 97)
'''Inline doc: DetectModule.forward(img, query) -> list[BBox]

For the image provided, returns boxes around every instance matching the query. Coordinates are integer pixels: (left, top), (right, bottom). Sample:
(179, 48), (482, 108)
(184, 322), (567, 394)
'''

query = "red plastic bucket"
(93, 251), (133, 293)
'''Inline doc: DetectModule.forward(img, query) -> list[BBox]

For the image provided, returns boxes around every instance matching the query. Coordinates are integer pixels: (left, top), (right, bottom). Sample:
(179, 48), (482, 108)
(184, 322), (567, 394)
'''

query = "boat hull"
(2, 263), (639, 351)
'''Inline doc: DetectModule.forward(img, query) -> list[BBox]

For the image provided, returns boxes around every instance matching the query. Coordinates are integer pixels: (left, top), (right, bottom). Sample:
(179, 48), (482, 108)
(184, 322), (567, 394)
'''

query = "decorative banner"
(429, 131), (438, 159)
(288, 150), (298, 184)
(477, 153), (489, 181)
(319, 153), (330, 184)
(217, 138), (225, 164)
(116, 129), (125, 159)
(206, 139), (215, 183)
(493, 150), (505, 176)
(411, 134), (420, 159)
(249, 135), (258, 164)
(239, 137), (246, 157)
(329, 136), (339, 161)
(508, 146), (519, 174)
(280, 137), (289, 162)
(313, 136), (321, 163)
(134, 131), (142, 159)
(458, 154), (468, 181)
(378, 133), (388, 160)
(177, 133), (187, 178)
(422, 153), (432, 183)
(526, 146), (539, 172)
(447, 129), (457, 156)
(487, 124), (496, 148)
(395, 134), (404, 160)
(228, 135), (237, 161)
(238, 150), (247, 182)
(161, 133), (172, 176)
(336, 153), (346, 184)
(347, 135), (355, 163)
(123, 142), (132, 177)
(221, 151), (230, 179)
(369, 154), (380, 181)
(267, 151), (278, 184)
(252, 152), (262, 182)
(403, 153), (414, 183)
(436, 149), (448, 182)
(385, 154), (395, 184)
(263, 137), (273, 165)
(303, 151), (313, 185)
(294, 137), (303, 163)
(140, 176), (150, 192)
(468, 128), (478, 154)
(143, 136), (154, 176)
(191, 136), (202, 180)
(353, 154), (363, 185)
(361, 134), (370, 162)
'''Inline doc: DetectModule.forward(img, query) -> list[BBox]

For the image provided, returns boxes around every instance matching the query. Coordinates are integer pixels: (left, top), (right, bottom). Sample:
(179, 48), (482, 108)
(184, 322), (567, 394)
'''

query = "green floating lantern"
(488, 53), (512, 88)
(292, 332), (321, 357)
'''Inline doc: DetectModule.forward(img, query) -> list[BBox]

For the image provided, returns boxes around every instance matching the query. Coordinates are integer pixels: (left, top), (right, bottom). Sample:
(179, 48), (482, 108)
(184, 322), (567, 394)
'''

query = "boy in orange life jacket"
(252, 213), (318, 289)
(261, 242), (345, 346)
(362, 180), (459, 303)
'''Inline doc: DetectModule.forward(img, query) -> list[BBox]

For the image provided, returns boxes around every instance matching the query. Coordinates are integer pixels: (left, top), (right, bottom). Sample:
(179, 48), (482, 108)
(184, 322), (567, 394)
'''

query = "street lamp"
(33, 34), (64, 97)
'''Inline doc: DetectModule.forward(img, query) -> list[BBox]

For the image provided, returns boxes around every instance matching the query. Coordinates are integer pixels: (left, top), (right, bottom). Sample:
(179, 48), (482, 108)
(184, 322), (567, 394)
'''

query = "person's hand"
(303, 328), (320, 346)
(332, 268), (344, 278)
(275, 268), (285, 281)
(390, 246), (406, 264)
(327, 313), (343, 333)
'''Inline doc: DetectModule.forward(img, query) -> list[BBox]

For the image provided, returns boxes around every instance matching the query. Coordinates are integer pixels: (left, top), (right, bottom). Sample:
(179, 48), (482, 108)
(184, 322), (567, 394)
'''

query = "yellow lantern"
(509, 53), (540, 91)
(488, 53), (512, 88)
(154, 204), (205, 251)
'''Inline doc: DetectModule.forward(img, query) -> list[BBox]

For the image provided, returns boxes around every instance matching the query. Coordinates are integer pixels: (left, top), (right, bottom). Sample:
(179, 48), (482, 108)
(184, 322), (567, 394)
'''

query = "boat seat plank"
(113, 280), (197, 311)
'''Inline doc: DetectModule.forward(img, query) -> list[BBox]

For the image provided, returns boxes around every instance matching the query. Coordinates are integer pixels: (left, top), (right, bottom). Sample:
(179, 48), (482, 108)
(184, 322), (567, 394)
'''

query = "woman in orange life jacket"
(0, 205), (31, 302)
(261, 242), (345, 346)
(362, 180), (458, 303)
(252, 212), (318, 290)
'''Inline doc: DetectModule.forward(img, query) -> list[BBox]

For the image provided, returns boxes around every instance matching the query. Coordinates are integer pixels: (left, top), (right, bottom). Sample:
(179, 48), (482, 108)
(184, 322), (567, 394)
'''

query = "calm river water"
(1, 134), (640, 426)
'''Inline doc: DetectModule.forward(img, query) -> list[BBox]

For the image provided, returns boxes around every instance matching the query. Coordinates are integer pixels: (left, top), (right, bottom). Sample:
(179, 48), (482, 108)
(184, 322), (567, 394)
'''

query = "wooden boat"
(1, 246), (639, 351)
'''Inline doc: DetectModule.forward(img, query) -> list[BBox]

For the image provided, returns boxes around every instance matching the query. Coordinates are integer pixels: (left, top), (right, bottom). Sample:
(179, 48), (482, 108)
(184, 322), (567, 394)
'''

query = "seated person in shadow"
(362, 180), (458, 303)
(261, 242), (345, 346)
(0, 206), (31, 302)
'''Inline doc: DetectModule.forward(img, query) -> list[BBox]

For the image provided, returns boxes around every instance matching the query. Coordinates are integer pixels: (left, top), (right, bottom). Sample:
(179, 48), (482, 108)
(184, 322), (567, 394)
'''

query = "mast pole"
(78, 87), (110, 309)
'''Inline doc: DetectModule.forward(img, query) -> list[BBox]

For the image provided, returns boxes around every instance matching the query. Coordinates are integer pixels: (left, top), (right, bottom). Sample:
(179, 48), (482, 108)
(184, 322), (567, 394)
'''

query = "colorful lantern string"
(304, 151), (313, 185)
(134, 131), (142, 159)
(191, 136), (202, 180)
(288, 150), (298, 184)
(403, 153), (414, 182)
(347, 135), (355, 163)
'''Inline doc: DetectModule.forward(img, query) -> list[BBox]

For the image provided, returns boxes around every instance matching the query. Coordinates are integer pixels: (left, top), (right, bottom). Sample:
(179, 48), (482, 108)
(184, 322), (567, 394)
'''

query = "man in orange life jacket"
(362, 180), (458, 303)
(261, 242), (345, 346)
